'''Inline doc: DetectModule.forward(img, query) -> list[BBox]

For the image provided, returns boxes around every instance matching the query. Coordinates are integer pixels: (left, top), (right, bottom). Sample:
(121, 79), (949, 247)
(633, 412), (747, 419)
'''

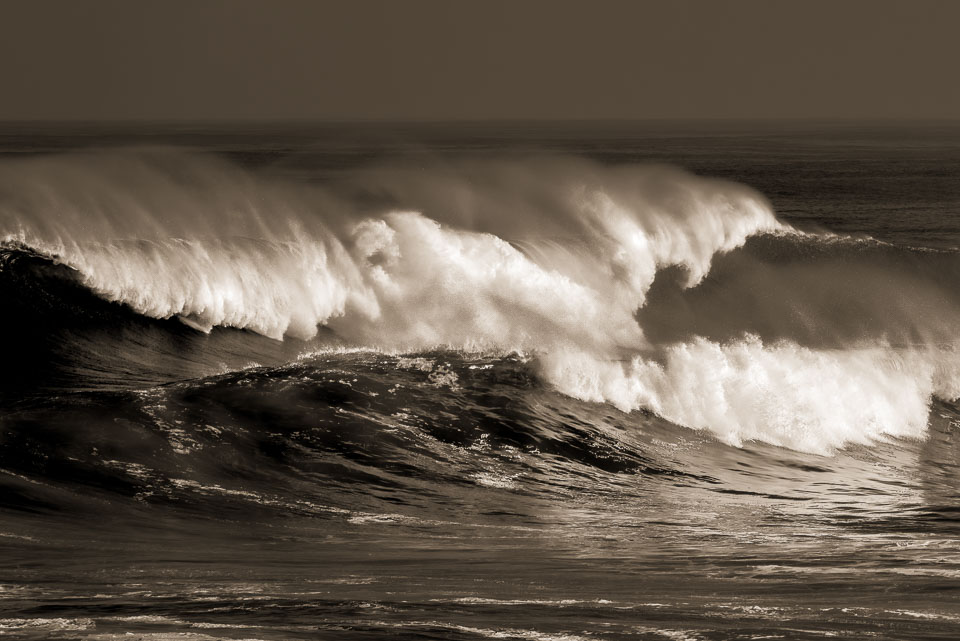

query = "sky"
(1, 0), (958, 121)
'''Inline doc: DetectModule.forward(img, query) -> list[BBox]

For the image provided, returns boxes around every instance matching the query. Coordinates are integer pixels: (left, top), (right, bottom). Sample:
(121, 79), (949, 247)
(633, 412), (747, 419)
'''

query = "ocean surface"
(1, 121), (960, 640)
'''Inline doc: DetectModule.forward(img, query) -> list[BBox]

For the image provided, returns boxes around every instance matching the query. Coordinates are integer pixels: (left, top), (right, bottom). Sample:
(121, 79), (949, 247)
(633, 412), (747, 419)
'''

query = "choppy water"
(1, 121), (959, 639)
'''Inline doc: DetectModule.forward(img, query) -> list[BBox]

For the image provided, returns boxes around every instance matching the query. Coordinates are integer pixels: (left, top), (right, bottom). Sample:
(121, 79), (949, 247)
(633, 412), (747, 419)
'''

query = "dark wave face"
(2, 124), (960, 640)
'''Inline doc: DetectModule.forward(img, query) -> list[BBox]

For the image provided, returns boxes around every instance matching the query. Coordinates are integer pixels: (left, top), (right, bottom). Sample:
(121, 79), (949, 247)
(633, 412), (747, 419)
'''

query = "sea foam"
(4, 149), (959, 452)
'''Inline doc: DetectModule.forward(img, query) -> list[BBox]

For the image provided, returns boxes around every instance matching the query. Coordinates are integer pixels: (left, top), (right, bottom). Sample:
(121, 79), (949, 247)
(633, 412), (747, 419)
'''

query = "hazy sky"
(1, 0), (958, 121)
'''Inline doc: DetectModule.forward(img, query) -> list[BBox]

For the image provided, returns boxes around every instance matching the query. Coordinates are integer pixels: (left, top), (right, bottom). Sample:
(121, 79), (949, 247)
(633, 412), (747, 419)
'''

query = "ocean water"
(1, 121), (960, 640)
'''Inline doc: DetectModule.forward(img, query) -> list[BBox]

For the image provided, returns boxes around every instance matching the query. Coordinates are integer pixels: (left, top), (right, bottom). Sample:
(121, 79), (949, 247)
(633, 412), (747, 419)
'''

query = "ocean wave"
(3, 150), (959, 453)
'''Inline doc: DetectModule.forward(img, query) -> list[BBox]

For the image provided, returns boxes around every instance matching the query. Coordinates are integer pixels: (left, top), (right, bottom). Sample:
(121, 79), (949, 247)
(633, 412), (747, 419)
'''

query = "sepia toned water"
(1, 122), (959, 639)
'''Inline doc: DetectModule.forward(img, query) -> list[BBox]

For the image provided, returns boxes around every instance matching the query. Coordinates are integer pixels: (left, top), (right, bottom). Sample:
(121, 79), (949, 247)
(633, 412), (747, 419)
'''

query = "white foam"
(0, 617), (95, 631)
(543, 338), (960, 454)
(2, 152), (778, 351)
(7, 151), (960, 454)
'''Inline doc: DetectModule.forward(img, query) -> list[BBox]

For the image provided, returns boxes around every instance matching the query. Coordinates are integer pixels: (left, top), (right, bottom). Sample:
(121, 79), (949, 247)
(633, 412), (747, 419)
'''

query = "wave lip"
(1, 151), (783, 345)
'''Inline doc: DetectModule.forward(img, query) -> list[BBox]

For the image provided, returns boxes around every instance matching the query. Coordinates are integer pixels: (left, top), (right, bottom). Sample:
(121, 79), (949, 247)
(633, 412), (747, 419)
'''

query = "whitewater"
(2, 122), (960, 640)
(4, 148), (960, 453)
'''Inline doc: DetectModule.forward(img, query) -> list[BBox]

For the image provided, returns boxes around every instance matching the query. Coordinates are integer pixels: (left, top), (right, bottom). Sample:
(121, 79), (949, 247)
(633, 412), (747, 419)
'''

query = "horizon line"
(1, 116), (960, 127)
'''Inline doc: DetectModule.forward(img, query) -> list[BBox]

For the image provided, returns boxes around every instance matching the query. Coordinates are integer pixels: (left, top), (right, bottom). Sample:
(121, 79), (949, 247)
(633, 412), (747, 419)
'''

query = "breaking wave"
(2, 149), (959, 453)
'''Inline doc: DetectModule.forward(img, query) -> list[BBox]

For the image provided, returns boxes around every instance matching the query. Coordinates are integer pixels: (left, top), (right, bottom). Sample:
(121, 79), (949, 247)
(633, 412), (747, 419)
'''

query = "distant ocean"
(2, 121), (960, 640)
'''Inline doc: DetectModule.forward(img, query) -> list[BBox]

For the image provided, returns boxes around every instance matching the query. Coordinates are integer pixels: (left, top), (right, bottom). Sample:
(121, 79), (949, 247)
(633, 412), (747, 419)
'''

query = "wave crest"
(1, 151), (782, 347)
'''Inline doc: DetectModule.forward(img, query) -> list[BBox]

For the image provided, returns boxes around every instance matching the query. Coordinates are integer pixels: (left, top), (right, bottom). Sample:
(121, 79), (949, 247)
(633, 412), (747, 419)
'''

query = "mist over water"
(2, 123), (960, 640)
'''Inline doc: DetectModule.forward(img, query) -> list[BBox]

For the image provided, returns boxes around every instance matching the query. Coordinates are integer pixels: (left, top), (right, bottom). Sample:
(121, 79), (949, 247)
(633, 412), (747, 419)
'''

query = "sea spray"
(4, 149), (960, 452)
